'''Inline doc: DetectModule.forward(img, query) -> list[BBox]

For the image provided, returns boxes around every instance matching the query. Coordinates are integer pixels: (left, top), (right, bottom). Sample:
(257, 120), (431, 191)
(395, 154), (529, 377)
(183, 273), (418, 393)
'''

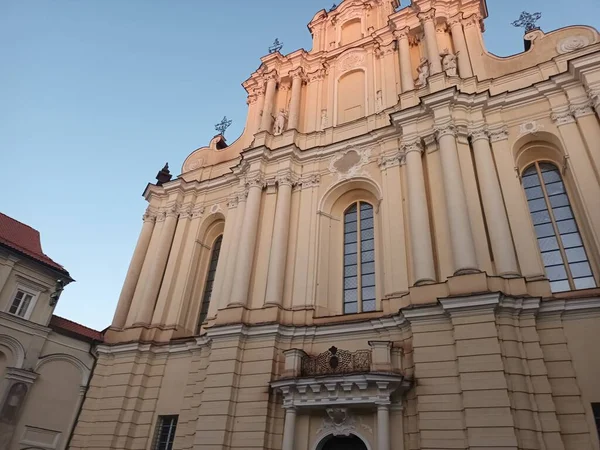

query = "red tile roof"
(49, 315), (104, 342)
(0, 213), (70, 276)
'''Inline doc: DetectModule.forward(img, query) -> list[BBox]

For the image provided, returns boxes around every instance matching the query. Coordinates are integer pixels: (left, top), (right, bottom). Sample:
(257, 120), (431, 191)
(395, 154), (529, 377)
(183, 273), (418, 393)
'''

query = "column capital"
(462, 13), (482, 29)
(288, 67), (305, 80)
(418, 8), (436, 22)
(142, 211), (157, 223)
(164, 203), (180, 218)
(448, 14), (463, 28)
(434, 122), (457, 139)
(191, 205), (205, 219)
(276, 171), (296, 186)
(570, 98), (595, 118)
(468, 126), (489, 142)
(296, 174), (320, 190)
(551, 108), (576, 126)
(227, 196), (239, 209)
(586, 87), (600, 109)
(488, 126), (509, 142)
(263, 69), (279, 82)
(401, 139), (424, 155)
(155, 211), (167, 222)
(177, 205), (193, 220)
(237, 190), (249, 203)
(393, 27), (410, 40)
(246, 172), (266, 189)
(378, 152), (404, 169)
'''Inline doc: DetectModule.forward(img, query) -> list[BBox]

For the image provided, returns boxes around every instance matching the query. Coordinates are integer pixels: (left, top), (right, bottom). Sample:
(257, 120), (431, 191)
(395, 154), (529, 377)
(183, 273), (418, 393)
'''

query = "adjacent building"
(71, 0), (600, 449)
(0, 213), (102, 450)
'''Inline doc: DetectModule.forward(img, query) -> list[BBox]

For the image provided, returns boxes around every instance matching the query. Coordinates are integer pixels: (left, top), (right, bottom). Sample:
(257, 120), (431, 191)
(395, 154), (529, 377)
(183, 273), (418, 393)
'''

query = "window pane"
(360, 204), (373, 219)
(345, 221), (357, 233)
(345, 232), (357, 244)
(524, 185), (544, 200)
(522, 173), (541, 188)
(344, 254), (357, 265)
(574, 277), (596, 290)
(541, 250), (563, 266)
(545, 181), (565, 196)
(361, 217), (374, 230)
(344, 277), (358, 289)
(362, 286), (376, 300)
(154, 415), (178, 450)
(361, 228), (374, 240)
(546, 265), (567, 281)
(362, 299), (376, 312)
(549, 194), (569, 209)
(344, 302), (358, 314)
(344, 289), (357, 303)
(198, 236), (223, 328)
(361, 250), (375, 263)
(362, 262), (375, 274)
(534, 223), (555, 238)
(550, 280), (571, 293)
(528, 198), (548, 213)
(539, 163), (557, 172)
(538, 236), (559, 252)
(570, 261), (592, 278)
(344, 265), (357, 277)
(565, 247), (587, 263)
(344, 243), (357, 254)
(556, 219), (577, 235)
(552, 206), (573, 221)
(531, 210), (551, 225)
(561, 233), (582, 249)
(361, 239), (374, 251)
(362, 273), (376, 287)
(542, 169), (561, 184)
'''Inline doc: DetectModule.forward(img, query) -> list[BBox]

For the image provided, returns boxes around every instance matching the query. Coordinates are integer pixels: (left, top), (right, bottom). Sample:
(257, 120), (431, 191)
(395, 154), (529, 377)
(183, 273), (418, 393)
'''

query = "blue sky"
(1, 0), (599, 331)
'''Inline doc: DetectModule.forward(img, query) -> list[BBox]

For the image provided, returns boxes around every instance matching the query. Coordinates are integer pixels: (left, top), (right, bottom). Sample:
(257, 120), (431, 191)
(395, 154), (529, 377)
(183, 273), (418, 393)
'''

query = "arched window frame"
(521, 160), (597, 292)
(342, 201), (376, 314)
(196, 234), (223, 332)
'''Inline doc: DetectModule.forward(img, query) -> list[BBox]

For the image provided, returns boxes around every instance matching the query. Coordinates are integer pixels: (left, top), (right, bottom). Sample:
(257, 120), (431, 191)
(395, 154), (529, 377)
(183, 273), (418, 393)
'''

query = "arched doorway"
(320, 434), (368, 450)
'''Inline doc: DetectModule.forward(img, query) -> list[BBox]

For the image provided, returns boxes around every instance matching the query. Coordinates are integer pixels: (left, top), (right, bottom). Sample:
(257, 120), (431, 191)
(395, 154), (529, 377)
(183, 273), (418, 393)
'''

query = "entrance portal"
(320, 434), (368, 450)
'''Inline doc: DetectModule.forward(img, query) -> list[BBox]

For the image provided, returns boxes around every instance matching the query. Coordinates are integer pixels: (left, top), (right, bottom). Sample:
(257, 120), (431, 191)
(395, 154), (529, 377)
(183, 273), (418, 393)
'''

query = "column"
(587, 86), (600, 120)
(229, 174), (264, 306)
(282, 407), (297, 450)
(377, 404), (391, 450)
(404, 139), (436, 284)
(220, 192), (246, 308)
(470, 128), (519, 276)
(448, 15), (472, 78)
(265, 173), (293, 306)
(287, 68), (304, 130)
(572, 99), (600, 178)
(435, 123), (478, 273)
(419, 10), (442, 74)
(260, 70), (278, 132)
(488, 126), (545, 278)
(133, 205), (179, 325)
(112, 212), (156, 328)
(396, 28), (414, 92)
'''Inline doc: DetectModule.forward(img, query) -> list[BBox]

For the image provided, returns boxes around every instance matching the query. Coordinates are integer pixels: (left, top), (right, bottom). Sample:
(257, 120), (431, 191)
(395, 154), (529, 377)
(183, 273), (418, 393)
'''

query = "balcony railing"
(300, 346), (371, 376)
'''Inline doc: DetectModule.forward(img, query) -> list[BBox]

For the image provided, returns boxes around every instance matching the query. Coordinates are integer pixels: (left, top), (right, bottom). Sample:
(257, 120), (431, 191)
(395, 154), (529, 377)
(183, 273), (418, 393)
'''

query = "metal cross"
(215, 116), (232, 136)
(268, 38), (283, 54)
(511, 11), (542, 33)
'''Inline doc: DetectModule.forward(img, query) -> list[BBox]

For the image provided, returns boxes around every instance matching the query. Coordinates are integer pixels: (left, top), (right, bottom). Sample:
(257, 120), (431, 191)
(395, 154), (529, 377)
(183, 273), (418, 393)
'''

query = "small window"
(593, 403), (600, 440)
(522, 162), (596, 293)
(197, 235), (223, 330)
(343, 202), (376, 314)
(152, 415), (178, 450)
(8, 289), (34, 318)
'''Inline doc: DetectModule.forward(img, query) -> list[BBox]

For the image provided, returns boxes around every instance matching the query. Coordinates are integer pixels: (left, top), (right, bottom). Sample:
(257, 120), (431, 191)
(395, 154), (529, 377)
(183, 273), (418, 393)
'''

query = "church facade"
(71, 0), (600, 449)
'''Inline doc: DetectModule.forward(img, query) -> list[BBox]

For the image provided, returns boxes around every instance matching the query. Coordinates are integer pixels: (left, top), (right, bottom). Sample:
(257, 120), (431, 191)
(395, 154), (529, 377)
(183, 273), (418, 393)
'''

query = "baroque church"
(71, 0), (600, 449)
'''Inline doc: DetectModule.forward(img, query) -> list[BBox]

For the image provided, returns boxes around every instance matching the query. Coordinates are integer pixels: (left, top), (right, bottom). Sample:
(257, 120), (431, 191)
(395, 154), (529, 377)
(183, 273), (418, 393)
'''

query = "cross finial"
(511, 11), (542, 33)
(268, 38), (284, 54)
(215, 116), (232, 136)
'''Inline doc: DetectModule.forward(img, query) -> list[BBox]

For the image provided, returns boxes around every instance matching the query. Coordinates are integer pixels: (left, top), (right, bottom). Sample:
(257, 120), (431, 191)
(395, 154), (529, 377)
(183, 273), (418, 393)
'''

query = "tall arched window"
(343, 202), (376, 313)
(523, 162), (596, 292)
(197, 235), (223, 329)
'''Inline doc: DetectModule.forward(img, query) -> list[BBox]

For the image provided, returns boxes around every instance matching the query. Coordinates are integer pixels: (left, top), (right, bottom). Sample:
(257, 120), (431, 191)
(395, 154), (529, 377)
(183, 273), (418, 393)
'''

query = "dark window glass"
(153, 415), (178, 450)
(523, 163), (596, 292)
(197, 235), (223, 331)
(343, 202), (376, 313)
(592, 403), (600, 440)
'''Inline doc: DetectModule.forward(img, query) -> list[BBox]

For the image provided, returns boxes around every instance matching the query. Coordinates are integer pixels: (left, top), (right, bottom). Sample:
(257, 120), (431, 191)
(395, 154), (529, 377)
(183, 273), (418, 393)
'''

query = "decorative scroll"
(301, 346), (371, 376)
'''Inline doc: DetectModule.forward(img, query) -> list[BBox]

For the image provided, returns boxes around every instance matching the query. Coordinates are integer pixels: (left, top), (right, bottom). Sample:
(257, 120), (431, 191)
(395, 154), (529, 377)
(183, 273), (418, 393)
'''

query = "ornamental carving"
(337, 51), (365, 73)
(557, 35), (591, 54)
(378, 152), (403, 169)
(518, 120), (543, 136)
(434, 123), (456, 139)
(301, 346), (371, 376)
(329, 146), (371, 180)
(187, 156), (205, 171)
(401, 140), (423, 155)
(296, 174), (320, 190)
(315, 408), (372, 437)
(570, 99), (594, 118)
(551, 110), (575, 126)
(468, 127), (488, 142)
(488, 127), (509, 143)
(418, 9), (436, 22)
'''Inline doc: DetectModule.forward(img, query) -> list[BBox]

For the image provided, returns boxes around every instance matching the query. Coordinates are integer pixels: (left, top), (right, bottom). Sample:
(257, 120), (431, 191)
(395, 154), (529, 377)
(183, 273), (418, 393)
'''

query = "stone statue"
(320, 109), (328, 131)
(441, 48), (458, 77)
(272, 109), (287, 135)
(376, 90), (383, 113)
(0, 383), (27, 424)
(415, 57), (430, 88)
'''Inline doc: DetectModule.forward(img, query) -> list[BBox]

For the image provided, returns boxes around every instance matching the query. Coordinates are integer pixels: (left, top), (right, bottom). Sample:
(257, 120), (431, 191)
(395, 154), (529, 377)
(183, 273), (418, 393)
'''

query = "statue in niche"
(320, 109), (328, 131)
(415, 57), (430, 88)
(272, 109), (287, 135)
(441, 48), (458, 77)
(0, 383), (27, 424)
(376, 90), (383, 113)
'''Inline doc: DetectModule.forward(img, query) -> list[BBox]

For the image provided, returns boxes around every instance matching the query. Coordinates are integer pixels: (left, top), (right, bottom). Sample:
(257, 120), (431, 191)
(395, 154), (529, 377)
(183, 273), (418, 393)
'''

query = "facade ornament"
(434, 122), (457, 139)
(375, 90), (383, 113)
(570, 99), (594, 118)
(296, 174), (320, 190)
(263, 69), (279, 82)
(378, 152), (403, 169)
(178, 205), (194, 220)
(415, 58), (430, 88)
(556, 35), (591, 54)
(440, 48), (458, 77)
(462, 13), (482, 29)
(329, 146), (371, 181)
(393, 27), (410, 40)
(155, 211), (167, 222)
(488, 126), (510, 143)
(237, 190), (249, 203)
(276, 171), (295, 186)
(191, 206), (205, 219)
(155, 163), (172, 186)
(268, 38), (283, 54)
(551, 109), (576, 126)
(587, 87), (600, 111)
(49, 279), (65, 307)
(142, 210), (157, 223)
(214, 116), (232, 136)
(307, 67), (327, 83)
(209, 204), (222, 215)
(418, 9), (436, 23)
(320, 109), (328, 131)
(511, 11), (542, 33)
(246, 173), (266, 189)
(165, 204), (179, 218)
(447, 15), (462, 28)
(272, 109), (288, 135)
(315, 408), (372, 437)
(337, 51), (365, 72)
(226, 196), (239, 209)
(468, 126), (489, 142)
(518, 120), (543, 136)
(288, 67), (305, 80)
(401, 139), (424, 155)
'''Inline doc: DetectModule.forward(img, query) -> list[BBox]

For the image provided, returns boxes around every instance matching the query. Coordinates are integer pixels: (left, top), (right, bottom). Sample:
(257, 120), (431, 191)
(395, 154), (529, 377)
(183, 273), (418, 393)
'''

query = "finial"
(268, 38), (284, 54)
(329, 4), (337, 11)
(215, 116), (232, 136)
(156, 162), (172, 186)
(511, 11), (542, 33)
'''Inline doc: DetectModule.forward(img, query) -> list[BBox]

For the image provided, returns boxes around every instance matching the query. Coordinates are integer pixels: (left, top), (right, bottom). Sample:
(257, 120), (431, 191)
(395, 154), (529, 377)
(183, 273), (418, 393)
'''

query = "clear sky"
(1, 0), (599, 331)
